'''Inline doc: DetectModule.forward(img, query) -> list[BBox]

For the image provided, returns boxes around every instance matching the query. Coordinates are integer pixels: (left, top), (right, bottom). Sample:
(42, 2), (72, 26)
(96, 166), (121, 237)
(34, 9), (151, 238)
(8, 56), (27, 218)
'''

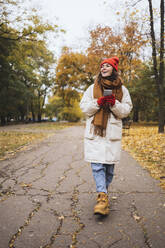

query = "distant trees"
(51, 48), (87, 121)
(130, 63), (158, 122)
(0, 0), (60, 124)
(119, 0), (164, 131)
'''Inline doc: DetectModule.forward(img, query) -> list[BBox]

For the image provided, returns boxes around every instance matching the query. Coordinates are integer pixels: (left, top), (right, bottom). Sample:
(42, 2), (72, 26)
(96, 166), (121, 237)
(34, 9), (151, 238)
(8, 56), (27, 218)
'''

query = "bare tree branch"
(125, 0), (143, 8)
(131, 0), (143, 7)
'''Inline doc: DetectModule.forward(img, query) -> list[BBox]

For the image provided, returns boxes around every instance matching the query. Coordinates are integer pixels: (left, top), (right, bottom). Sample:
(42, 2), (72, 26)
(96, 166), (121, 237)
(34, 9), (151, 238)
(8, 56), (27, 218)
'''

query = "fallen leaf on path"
(20, 182), (32, 188)
(112, 196), (117, 200)
(58, 215), (64, 220)
(133, 214), (141, 222)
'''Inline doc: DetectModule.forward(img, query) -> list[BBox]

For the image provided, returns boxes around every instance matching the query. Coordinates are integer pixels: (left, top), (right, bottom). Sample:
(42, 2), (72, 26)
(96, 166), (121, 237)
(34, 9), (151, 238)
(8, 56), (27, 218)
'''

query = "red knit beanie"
(100, 57), (119, 71)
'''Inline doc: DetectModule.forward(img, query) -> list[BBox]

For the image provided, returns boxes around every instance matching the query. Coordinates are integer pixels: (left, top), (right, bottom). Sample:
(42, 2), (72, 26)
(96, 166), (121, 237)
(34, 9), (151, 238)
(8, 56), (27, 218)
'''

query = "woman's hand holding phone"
(97, 88), (116, 107)
(97, 96), (107, 106)
(105, 94), (116, 106)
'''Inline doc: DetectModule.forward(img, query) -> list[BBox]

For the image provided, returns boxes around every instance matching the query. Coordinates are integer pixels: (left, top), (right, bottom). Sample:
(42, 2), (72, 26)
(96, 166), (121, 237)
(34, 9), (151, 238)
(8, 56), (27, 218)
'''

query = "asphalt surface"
(0, 125), (165, 248)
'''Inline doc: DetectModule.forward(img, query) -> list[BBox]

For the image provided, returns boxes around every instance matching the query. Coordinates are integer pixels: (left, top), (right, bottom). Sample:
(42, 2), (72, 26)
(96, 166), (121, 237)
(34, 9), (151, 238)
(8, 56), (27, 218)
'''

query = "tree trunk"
(37, 113), (41, 122)
(21, 114), (24, 122)
(7, 116), (11, 122)
(159, 0), (165, 132)
(37, 93), (42, 122)
(31, 103), (36, 122)
(148, 0), (164, 133)
(0, 116), (6, 125)
(133, 108), (139, 122)
(32, 113), (36, 122)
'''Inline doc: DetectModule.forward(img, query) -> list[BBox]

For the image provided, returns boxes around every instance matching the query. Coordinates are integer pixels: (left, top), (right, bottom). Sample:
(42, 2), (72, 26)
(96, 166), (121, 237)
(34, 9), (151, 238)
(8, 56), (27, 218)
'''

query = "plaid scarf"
(93, 76), (123, 136)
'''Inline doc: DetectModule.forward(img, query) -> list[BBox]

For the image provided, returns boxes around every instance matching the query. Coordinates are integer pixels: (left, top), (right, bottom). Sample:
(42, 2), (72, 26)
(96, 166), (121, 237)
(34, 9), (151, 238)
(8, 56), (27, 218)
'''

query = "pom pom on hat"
(100, 57), (119, 71)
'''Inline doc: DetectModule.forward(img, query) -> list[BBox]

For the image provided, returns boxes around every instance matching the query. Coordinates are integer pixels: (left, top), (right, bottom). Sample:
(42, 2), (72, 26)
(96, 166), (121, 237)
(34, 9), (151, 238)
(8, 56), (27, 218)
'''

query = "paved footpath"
(0, 125), (165, 248)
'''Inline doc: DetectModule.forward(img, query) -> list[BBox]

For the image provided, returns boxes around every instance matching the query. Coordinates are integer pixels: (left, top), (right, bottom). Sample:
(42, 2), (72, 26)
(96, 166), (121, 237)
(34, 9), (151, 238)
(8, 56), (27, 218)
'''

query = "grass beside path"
(0, 131), (47, 160)
(0, 122), (75, 160)
(122, 123), (165, 189)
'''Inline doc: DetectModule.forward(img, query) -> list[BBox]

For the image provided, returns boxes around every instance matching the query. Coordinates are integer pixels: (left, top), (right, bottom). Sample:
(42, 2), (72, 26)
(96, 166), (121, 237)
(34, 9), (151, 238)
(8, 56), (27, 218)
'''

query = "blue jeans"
(91, 163), (115, 193)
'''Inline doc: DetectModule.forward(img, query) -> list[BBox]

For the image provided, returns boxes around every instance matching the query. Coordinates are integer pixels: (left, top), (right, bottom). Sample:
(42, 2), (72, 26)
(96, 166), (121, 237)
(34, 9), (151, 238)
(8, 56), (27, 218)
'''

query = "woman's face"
(101, 63), (113, 77)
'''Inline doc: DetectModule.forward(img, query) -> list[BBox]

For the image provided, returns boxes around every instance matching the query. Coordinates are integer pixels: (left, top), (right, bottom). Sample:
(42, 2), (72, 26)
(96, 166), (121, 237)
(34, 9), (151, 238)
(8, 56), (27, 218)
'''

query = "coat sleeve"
(110, 85), (133, 119)
(80, 84), (100, 117)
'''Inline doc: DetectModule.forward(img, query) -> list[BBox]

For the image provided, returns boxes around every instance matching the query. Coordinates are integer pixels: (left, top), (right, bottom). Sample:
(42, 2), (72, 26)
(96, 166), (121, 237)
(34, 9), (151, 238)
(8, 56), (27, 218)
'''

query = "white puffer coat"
(80, 84), (133, 164)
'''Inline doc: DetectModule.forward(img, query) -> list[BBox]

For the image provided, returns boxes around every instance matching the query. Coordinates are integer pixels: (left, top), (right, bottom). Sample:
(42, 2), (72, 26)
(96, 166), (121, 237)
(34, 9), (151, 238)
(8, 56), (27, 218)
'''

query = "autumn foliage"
(122, 124), (165, 189)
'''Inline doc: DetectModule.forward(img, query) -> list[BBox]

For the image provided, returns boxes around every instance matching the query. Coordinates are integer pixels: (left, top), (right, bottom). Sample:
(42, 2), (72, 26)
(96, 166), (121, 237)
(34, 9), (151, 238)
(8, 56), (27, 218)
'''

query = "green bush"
(58, 105), (82, 122)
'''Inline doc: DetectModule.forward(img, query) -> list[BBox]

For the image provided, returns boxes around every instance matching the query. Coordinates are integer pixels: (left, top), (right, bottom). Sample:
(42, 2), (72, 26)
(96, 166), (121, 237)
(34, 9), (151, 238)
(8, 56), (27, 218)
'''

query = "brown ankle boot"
(94, 192), (110, 215)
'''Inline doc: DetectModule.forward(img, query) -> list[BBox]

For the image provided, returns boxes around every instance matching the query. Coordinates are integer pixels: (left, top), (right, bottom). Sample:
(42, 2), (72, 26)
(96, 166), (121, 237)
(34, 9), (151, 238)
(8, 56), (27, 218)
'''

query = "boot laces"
(97, 193), (108, 203)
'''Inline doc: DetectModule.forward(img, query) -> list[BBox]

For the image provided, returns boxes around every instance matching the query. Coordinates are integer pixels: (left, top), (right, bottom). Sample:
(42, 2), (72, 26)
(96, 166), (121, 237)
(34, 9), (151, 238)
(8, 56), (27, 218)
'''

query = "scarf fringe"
(94, 126), (106, 137)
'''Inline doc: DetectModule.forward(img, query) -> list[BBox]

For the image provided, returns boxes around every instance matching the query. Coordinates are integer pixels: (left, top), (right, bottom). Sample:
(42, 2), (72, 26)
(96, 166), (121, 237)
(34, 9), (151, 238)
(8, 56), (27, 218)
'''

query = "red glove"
(105, 94), (116, 106)
(97, 96), (106, 106)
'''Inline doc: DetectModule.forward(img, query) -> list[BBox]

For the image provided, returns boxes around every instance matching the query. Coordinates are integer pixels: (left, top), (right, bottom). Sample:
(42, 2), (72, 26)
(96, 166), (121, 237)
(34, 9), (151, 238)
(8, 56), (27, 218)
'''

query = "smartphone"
(103, 89), (112, 96)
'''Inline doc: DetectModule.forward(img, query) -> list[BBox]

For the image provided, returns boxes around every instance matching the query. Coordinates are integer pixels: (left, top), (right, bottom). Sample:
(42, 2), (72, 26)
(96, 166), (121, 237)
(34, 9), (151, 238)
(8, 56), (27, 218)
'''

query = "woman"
(80, 57), (132, 215)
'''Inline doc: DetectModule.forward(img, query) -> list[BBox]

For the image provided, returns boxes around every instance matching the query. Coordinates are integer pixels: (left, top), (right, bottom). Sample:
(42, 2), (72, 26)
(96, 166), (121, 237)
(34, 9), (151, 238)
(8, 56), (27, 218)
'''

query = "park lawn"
(24, 122), (80, 130)
(122, 124), (165, 189)
(0, 131), (48, 159)
(0, 122), (73, 160)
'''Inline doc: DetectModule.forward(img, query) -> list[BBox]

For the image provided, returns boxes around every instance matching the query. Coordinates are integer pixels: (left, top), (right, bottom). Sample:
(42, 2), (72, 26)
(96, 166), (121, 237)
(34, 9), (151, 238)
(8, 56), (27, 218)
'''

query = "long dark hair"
(98, 68), (118, 85)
